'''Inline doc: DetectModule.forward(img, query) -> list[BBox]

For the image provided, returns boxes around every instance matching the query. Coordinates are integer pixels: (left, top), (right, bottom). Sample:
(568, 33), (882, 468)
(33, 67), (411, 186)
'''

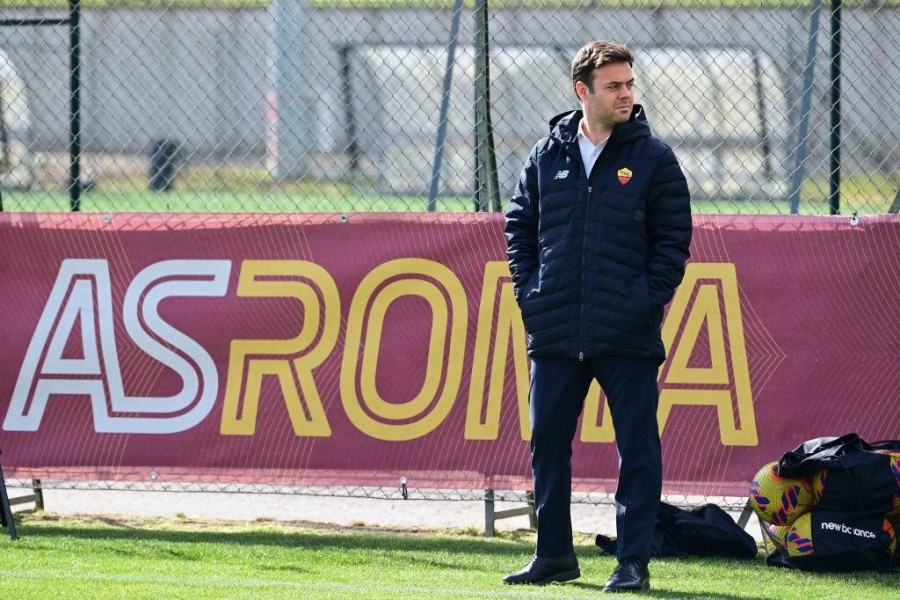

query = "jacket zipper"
(579, 183), (592, 362)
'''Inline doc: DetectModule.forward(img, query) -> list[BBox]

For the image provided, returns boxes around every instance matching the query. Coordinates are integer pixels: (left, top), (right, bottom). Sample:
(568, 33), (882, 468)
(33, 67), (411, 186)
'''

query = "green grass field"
(3, 158), (896, 215)
(1, 512), (899, 599)
(1, 188), (479, 213)
(2, 184), (894, 215)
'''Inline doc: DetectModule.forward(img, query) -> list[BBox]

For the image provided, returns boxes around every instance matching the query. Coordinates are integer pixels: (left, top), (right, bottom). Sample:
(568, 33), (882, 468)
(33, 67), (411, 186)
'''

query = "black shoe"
(603, 559), (650, 593)
(502, 553), (580, 585)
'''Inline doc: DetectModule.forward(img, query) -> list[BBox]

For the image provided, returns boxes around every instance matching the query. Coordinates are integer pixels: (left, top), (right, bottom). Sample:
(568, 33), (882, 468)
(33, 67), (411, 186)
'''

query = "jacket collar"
(548, 104), (651, 148)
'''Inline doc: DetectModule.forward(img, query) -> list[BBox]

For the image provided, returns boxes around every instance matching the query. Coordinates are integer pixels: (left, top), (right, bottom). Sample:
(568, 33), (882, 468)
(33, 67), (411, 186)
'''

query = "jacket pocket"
(649, 301), (664, 333)
(518, 269), (542, 330)
(630, 275), (655, 335)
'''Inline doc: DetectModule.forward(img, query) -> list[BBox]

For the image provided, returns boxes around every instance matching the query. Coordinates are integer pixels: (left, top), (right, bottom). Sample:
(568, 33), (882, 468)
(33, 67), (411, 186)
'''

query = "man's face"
(576, 62), (635, 130)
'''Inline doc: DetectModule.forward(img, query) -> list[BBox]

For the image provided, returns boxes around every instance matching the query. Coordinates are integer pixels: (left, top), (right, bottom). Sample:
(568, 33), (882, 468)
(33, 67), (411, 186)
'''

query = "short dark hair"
(571, 41), (634, 93)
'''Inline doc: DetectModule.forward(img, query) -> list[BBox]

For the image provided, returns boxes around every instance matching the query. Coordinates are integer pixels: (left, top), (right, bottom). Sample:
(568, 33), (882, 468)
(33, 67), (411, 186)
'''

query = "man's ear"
(574, 80), (590, 103)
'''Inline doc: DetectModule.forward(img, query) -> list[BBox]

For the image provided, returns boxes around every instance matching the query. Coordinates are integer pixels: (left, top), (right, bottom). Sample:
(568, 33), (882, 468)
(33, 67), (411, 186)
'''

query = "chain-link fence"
(0, 1), (898, 521)
(1, 1), (897, 214)
(4, 478), (751, 525)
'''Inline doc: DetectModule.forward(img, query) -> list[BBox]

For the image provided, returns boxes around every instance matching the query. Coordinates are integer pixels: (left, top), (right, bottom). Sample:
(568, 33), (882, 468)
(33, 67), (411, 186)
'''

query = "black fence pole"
(0, 451), (19, 540)
(751, 52), (774, 183)
(473, 0), (500, 213)
(0, 89), (8, 211)
(68, 0), (82, 212)
(829, 0), (841, 215)
(338, 45), (361, 175)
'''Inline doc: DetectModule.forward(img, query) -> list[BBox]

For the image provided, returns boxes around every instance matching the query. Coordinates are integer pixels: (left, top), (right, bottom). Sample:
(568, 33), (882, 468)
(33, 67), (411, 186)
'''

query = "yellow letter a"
(659, 263), (757, 446)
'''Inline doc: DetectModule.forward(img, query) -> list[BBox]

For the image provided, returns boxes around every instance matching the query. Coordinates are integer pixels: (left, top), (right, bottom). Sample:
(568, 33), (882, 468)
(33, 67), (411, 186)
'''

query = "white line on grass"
(0, 569), (593, 598)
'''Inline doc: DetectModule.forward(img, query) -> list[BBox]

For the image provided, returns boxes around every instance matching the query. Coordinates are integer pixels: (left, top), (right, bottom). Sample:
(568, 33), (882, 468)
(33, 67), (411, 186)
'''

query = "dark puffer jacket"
(505, 106), (692, 362)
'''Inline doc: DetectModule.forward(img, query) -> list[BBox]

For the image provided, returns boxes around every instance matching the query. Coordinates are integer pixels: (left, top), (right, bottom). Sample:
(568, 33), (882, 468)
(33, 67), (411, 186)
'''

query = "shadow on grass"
(569, 555), (900, 599)
(9, 513), (534, 557)
(659, 554), (900, 597)
(570, 581), (765, 600)
(7, 514), (900, 596)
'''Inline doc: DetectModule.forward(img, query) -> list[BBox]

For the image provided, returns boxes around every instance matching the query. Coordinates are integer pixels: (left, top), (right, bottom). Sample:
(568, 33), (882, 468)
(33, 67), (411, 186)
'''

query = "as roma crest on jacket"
(617, 167), (632, 185)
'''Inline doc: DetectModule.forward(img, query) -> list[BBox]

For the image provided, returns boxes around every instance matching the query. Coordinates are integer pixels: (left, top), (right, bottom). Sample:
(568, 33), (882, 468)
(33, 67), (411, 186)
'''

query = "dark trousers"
(529, 355), (662, 564)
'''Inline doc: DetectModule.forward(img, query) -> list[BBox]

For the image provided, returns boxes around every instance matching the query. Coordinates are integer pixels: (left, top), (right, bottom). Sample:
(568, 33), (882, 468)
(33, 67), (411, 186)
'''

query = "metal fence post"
(0, 451), (19, 540)
(473, 0), (500, 213)
(426, 0), (464, 212)
(67, 0), (82, 212)
(788, 0), (823, 215)
(484, 488), (495, 537)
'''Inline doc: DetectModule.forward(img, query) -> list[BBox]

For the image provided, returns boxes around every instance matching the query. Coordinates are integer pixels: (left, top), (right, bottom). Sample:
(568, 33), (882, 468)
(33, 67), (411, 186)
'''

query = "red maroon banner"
(1, 212), (899, 496)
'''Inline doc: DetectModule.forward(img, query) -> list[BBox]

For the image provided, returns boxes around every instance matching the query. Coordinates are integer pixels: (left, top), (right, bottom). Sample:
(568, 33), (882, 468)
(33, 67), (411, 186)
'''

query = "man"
(502, 41), (692, 593)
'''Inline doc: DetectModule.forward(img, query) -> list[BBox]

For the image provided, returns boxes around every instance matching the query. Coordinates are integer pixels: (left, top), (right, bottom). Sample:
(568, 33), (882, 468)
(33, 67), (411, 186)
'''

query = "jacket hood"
(548, 104), (651, 146)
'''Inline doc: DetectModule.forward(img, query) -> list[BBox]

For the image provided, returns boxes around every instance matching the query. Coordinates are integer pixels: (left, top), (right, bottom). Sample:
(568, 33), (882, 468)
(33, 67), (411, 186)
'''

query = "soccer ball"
(811, 469), (827, 503)
(883, 517), (898, 556)
(766, 523), (790, 549)
(889, 515), (900, 560)
(786, 513), (815, 556)
(749, 461), (815, 525)
(888, 454), (900, 515)
(876, 450), (900, 515)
